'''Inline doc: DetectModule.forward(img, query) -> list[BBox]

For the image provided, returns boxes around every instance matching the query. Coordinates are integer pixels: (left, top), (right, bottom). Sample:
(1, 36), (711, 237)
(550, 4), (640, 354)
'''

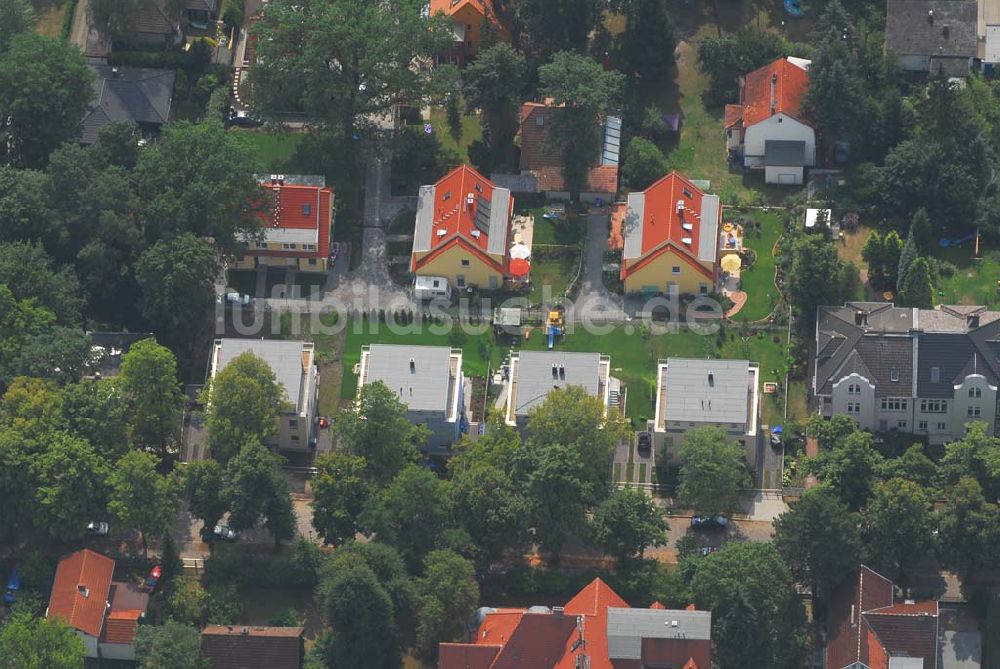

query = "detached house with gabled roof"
(45, 549), (150, 662)
(725, 57), (815, 185)
(81, 62), (175, 145)
(232, 174), (334, 274)
(813, 302), (1000, 444)
(411, 164), (516, 291)
(430, 0), (507, 65)
(826, 565), (940, 669)
(619, 171), (721, 296)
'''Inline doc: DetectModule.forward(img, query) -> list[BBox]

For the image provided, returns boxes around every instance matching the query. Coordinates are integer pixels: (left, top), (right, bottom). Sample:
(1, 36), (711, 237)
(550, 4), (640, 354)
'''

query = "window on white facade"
(256, 242), (268, 249)
(880, 398), (907, 412)
(919, 420), (928, 430)
(970, 387), (982, 398)
(282, 243), (296, 250)
(920, 399), (948, 413)
(937, 422), (946, 430)
(897, 420), (907, 429)
(848, 384), (861, 395)
(847, 403), (860, 414)
(968, 406), (982, 418)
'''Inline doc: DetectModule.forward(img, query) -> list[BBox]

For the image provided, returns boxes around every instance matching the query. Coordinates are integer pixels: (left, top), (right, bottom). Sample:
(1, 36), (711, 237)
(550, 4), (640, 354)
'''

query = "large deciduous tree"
(537, 51), (625, 193)
(772, 487), (860, 602)
(249, 0), (452, 143)
(515, 0), (598, 55)
(32, 431), (110, 540)
(182, 459), (227, 535)
(0, 34), (93, 168)
(135, 234), (219, 347)
(0, 611), (87, 669)
(136, 121), (260, 253)
(61, 378), (129, 462)
(414, 550), (479, 656)
(690, 543), (807, 669)
(204, 351), (285, 464)
(621, 137), (667, 190)
(697, 28), (787, 104)
(591, 486), (668, 563)
(463, 42), (526, 170)
(940, 421), (1000, 501)
(786, 236), (858, 329)
(861, 477), (934, 578)
(310, 451), (370, 546)
(108, 450), (177, 556)
(677, 426), (749, 516)
(316, 559), (399, 669)
(619, 0), (675, 79)
(0, 0), (35, 52)
(0, 242), (82, 326)
(134, 620), (203, 669)
(336, 381), (425, 484)
(117, 339), (184, 455)
(224, 439), (296, 547)
(811, 431), (885, 511)
(936, 476), (1000, 573)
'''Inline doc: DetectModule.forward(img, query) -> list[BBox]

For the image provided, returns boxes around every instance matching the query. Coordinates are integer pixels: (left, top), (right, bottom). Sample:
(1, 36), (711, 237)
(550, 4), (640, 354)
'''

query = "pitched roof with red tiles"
(438, 578), (711, 669)
(46, 549), (115, 638)
(254, 176), (332, 259)
(429, 0), (503, 30)
(826, 566), (939, 669)
(620, 172), (719, 280)
(201, 626), (304, 669)
(411, 164), (513, 274)
(100, 609), (142, 645)
(518, 102), (620, 194)
(733, 58), (810, 129)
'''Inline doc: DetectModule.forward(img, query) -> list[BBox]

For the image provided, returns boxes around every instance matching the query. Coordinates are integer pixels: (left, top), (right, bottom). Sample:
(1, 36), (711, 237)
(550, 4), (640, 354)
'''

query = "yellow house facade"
(620, 172), (721, 296)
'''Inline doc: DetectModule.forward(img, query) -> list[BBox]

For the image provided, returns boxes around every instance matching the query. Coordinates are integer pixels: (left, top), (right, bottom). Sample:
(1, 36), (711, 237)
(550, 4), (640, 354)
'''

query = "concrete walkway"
(567, 213), (627, 323)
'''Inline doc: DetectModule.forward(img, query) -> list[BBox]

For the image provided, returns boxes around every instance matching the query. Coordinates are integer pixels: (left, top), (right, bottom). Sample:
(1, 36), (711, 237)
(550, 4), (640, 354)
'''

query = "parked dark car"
(4, 568), (21, 605)
(636, 432), (652, 455)
(213, 524), (239, 542)
(690, 515), (729, 530)
(86, 520), (110, 536)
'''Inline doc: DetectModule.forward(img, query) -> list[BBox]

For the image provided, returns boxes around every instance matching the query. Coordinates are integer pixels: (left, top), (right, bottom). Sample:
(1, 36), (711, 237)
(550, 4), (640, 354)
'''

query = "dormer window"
(930, 366), (940, 383)
(302, 203), (311, 216)
(443, 191), (452, 201)
(890, 367), (900, 382)
(970, 387), (982, 398)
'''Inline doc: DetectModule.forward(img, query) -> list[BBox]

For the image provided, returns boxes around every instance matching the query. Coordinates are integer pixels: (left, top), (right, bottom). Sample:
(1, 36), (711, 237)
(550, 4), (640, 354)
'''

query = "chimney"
(770, 72), (778, 115)
(854, 310), (867, 327)
(241, 627), (249, 636)
(928, 8), (934, 22)
(968, 313), (981, 329)
(409, 357), (415, 372)
(708, 371), (714, 387)
(553, 606), (565, 618)
(111, 67), (119, 78)
(552, 364), (558, 379)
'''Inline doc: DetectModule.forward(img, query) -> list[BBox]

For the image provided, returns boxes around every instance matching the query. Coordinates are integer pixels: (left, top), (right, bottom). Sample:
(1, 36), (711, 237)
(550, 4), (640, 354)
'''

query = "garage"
(763, 139), (806, 185)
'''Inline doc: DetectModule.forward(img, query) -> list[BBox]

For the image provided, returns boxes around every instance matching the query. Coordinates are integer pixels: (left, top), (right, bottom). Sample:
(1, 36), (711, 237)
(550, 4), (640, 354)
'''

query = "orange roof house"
(438, 578), (712, 669)
(430, 0), (506, 65)
(619, 172), (721, 295)
(46, 549), (149, 661)
(825, 565), (940, 669)
(725, 57), (815, 184)
(410, 164), (515, 291)
(518, 101), (622, 198)
(233, 174), (334, 274)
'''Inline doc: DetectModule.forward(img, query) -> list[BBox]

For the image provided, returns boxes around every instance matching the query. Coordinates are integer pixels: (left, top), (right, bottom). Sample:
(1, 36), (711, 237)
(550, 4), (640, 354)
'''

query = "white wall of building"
(743, 114), (816, 167)
(830, 374), (876, 431)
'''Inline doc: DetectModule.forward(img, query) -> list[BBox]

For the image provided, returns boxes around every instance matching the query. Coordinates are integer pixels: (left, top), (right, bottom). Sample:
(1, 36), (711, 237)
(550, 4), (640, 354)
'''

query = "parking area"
(612, 433), (654, 489)
(939, 605), (982, 669)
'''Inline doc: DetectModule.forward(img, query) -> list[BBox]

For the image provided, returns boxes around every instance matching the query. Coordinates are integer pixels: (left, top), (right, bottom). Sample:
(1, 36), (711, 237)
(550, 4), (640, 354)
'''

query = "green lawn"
(529, 255), (580, 304)
(530, 211), (585, 246)
(934, 244), (1000, 307)
(232, 130), (305, 172)
(733, 209), (785, 321)
(428, 106), (483, 165)
(339, 318), (496, 400)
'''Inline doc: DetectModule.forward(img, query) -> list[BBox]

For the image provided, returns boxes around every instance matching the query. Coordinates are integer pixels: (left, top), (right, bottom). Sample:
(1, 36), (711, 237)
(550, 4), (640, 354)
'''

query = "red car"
(143, 565), (162, 593)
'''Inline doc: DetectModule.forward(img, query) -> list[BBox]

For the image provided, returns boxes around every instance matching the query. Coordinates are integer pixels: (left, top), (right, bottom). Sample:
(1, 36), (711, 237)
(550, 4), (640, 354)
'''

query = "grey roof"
(814, 303), (1000, 398)
(606, 608), (711, 660)
(489, 173), (539, 193)
(764, 139), (806, 167)
(81, 64), (175, 144)
(184, 0), (218, 10)
(697, 194), (720, 263)
(214, 339), (309, 410)
(253, 174), (326, 187)
(412, 185), (436, 253)
(662, 358), (753, 424)
(364, 344), (454, 412)
(886, 0), (977, 58)
(486, 187), (511, 256)
(930, 54), (975, 76)
(511, 351), (602, 416)
(622, 191), (645, 260)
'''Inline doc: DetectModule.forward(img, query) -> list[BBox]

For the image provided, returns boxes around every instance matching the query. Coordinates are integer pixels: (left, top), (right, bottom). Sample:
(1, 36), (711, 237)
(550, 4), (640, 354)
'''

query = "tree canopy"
(205, 351), (286, 464)
(677, 426), (749, 516)
(591, 486), (668, 563)
(336, 381), (424, 484)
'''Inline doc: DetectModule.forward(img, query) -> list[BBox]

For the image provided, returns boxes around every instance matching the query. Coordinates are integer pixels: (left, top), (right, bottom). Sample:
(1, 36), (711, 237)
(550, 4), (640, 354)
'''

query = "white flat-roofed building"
(357, 344), (465, 453)
(653, 357), (760, 466)
(210, 338), (318, 452)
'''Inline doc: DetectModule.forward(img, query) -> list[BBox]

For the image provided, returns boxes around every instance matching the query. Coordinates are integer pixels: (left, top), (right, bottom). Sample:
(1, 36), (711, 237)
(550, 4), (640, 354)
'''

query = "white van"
(414, 276), (452, 301)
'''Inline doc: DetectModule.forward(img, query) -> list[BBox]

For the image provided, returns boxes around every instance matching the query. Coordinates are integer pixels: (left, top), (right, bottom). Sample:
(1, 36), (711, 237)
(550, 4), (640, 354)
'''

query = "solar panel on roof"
(475, 195), (491, 234)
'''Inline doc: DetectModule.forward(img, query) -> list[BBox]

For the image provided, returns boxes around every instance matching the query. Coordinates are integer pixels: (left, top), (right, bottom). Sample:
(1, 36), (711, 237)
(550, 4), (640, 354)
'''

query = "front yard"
(731, 209), (785, 322)
(934, 244), (1000, 307)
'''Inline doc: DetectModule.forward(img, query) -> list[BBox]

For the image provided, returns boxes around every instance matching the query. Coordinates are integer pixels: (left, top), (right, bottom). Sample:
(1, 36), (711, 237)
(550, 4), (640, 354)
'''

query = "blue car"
(4, 567), (21, 605)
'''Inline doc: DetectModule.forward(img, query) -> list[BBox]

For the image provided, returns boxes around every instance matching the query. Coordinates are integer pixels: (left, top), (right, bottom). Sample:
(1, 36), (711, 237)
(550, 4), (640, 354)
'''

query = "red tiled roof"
(201, 626), (304, 669)
(429, 0), (503, 29)
(47, 549), (114, 639)
(439, 579), (711, 669)
(737, 58), (809, 128)
(649, 601), (665, 610)
(620, 172), (717, 281)
(724, 104), (743, 129)
(518, 103), (619, 194)
(825, 566), (939, 669)
(411, 164), (510, 274)
(100, 609), (141, 645)
(254, 177), (333, 259)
